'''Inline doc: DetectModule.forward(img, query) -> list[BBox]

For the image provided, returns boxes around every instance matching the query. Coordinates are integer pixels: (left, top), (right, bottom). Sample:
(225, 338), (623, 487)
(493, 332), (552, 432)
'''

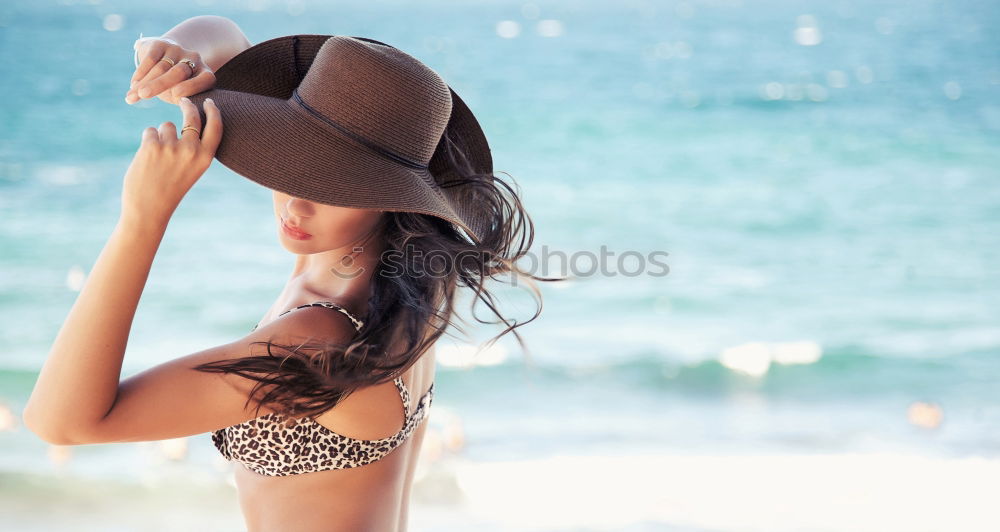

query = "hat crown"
(295, 36), (453, 166)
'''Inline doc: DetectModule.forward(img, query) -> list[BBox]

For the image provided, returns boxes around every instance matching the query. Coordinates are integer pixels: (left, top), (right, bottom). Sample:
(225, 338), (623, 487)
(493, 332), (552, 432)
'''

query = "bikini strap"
(393, 376), (411, 417)
(250, 300), (365, 333)
(300, 300), (365, 332)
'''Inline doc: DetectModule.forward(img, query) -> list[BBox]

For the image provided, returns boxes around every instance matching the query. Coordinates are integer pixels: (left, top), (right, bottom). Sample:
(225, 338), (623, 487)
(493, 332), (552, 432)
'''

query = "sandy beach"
(3, 449), (997, 531)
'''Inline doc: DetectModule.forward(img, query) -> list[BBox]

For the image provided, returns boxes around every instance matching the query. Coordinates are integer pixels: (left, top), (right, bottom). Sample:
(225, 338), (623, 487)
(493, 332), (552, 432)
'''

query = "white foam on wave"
(435, 340), (509, 368)
(719, 340), (823, 376)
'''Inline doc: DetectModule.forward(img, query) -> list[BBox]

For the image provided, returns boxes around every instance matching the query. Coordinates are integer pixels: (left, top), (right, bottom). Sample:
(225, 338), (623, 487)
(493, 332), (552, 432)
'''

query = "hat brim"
(186, 34), (492, 243)
(189, 86), (463, 221)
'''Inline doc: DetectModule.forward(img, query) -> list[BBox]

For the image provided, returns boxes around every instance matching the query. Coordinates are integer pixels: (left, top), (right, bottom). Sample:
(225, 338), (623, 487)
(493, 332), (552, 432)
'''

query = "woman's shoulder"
(250, 301), (360, 346)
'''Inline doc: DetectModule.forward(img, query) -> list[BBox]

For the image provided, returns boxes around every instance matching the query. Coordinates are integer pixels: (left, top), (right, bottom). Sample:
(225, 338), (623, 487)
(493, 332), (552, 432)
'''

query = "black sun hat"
(185, 34), (493, 242)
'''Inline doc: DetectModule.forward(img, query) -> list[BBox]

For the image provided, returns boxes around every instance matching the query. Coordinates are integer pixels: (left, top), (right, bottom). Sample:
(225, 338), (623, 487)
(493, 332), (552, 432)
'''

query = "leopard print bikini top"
(211, 300), (435, 476)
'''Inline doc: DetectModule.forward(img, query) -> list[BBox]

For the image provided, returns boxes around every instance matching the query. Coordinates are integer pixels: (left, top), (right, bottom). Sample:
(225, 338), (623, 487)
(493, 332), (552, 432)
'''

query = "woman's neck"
(284, 237), (386, 316)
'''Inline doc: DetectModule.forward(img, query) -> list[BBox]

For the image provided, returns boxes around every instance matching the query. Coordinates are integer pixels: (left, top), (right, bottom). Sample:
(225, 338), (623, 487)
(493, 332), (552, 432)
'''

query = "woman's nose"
(285, 197), (314, 218)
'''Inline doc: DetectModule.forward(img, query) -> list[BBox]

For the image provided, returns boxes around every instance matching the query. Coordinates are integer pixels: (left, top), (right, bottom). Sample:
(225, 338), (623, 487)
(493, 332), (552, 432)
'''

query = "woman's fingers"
(136, 62), (194, 100)
(157, 121), (178, 143)
(130, 40), (168, 88)
(127, 40), (205, 105)
(141, 126), (159, 146)
(127, 55), (174, 103)
(168, 70), (216, 102)
(178, 97), (202, 141)
(200, 98), (223, 156)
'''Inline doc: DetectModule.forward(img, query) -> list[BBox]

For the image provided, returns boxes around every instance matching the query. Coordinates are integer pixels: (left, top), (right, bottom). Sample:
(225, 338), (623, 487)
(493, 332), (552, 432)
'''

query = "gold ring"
(159, 57), (176, 66)
(181, 125), (201, 136)
(179, 58), (197, 75)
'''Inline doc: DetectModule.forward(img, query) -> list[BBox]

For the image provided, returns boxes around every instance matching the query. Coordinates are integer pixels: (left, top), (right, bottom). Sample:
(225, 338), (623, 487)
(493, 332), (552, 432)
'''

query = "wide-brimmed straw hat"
(186, 34), (493, 242)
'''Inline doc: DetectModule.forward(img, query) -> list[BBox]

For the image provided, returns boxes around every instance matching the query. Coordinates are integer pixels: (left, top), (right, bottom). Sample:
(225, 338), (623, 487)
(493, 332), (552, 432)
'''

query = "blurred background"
(1, 0), (999, 530)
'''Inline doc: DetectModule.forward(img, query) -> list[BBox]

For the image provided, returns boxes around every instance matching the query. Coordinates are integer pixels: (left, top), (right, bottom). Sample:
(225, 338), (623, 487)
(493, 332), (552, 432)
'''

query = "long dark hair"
(192, 125), (562, 421)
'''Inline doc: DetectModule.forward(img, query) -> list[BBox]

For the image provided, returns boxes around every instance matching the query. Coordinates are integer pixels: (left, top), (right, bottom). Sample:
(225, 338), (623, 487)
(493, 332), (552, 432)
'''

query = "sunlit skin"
(269, 189), (387, 318)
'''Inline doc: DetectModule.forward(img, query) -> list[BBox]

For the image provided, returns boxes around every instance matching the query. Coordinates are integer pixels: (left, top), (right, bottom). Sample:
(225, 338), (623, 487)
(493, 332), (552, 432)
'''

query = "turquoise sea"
(1, 0), (998, 530)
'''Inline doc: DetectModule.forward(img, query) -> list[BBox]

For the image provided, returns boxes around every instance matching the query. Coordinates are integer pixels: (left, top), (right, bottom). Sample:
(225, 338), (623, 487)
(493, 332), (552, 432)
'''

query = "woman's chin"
(279, 235), (316, 253)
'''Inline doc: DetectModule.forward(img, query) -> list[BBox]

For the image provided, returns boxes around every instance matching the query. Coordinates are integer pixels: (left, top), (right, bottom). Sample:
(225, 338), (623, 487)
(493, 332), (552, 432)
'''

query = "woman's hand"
(126, 38), (216, 105)
(121, 97), (222, 226)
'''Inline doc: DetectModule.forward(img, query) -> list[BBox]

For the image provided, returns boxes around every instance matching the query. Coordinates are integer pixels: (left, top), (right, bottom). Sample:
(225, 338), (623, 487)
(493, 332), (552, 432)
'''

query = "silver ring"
(179, 58), (197, 75)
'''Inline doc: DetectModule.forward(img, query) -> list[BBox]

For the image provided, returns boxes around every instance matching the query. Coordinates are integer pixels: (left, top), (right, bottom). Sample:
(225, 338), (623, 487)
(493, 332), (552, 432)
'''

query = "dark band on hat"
(292, 88), (430, 171)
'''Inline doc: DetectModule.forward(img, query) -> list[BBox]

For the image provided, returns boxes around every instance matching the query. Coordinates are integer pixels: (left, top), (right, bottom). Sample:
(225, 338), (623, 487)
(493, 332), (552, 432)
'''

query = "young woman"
(24, 15), (548, 532)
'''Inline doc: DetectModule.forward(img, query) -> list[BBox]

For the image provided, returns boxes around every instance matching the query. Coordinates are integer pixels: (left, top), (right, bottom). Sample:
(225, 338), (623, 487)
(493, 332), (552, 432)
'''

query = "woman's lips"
(281, 218), (312, 239)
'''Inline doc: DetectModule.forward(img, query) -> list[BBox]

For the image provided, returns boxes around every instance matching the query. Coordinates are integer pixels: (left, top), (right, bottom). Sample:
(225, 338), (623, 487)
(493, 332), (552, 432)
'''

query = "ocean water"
(1, 0), (999, 530)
